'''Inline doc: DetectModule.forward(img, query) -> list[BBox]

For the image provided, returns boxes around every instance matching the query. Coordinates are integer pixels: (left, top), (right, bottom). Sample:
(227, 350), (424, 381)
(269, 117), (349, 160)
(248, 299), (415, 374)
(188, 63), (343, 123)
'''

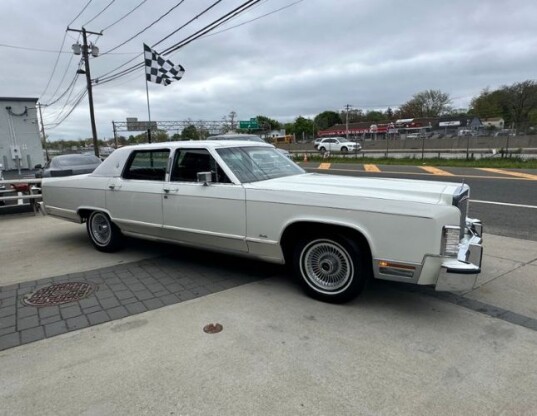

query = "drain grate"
(22, 282), (97, 307)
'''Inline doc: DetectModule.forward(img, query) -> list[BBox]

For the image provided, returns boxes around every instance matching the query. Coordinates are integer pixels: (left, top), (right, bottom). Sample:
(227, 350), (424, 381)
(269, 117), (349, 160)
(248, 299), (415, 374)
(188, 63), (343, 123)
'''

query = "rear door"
(106, 148), (170, 237)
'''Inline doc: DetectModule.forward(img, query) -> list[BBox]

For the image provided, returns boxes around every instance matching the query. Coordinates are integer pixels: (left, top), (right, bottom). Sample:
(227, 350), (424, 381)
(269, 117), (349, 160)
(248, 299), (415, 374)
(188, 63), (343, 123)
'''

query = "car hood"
(245, 173), (461, 206)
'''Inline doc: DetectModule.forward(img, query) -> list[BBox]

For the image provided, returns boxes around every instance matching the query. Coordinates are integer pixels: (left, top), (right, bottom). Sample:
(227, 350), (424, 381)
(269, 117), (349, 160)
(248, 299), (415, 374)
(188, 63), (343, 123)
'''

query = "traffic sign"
(239, 119), (259, 129)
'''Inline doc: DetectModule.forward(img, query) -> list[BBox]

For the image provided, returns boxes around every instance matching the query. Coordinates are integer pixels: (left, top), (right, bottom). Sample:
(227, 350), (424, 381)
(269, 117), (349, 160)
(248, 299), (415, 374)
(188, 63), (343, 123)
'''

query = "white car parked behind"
(317, 137), (361, 154)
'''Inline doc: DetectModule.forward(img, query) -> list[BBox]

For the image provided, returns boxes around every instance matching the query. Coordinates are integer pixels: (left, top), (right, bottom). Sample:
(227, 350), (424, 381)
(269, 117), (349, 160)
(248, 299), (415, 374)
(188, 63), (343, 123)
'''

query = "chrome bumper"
(436, 218), (483, 292)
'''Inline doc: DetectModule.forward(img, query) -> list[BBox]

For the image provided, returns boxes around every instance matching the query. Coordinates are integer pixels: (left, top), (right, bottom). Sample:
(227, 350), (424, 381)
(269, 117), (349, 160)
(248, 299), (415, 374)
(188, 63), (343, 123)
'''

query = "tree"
(399, 89), (452, 118)
(365, 110), (384, 122)
(294, 116), (314, 140)
(181, 124), (199, 140)
(340, 108), (365, 123)
(256, 115), (281, 131)
(313, 111), (342, 130)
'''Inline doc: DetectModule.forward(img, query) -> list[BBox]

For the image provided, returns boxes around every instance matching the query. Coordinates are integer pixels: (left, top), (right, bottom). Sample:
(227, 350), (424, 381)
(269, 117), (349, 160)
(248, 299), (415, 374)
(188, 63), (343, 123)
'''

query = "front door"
(161, 148), (247, 253)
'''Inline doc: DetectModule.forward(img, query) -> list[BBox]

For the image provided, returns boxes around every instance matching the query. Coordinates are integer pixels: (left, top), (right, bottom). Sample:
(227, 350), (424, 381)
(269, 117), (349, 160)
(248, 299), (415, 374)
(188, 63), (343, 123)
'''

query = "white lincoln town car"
(41, 141), (483, 303)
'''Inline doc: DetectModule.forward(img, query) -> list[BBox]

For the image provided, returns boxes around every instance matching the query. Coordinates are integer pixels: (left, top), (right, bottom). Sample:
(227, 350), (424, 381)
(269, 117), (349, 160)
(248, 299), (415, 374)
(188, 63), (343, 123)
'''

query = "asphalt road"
(302, 162), (537, 242)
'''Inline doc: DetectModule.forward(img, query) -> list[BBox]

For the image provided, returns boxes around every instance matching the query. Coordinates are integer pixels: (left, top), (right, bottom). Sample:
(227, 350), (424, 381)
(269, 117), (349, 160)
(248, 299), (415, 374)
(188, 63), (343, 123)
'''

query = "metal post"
(112, 121), (118, 148)
(466, 133), (470, 160)
(81, 28), (100, 157)
(37, 103), (50, 162)
(145, 76), (152, 143)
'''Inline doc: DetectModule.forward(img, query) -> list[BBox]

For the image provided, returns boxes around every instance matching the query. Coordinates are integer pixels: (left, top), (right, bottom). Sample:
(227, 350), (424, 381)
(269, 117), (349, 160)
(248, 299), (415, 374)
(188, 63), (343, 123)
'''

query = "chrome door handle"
(163, 187), (178, 193)
(108, 184), (115, 190)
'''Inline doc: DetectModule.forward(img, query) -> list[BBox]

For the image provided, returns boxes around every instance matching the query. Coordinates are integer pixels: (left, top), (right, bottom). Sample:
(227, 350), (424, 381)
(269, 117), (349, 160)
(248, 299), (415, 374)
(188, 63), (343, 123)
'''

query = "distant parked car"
(209, 133), (292, 159)
(313, 138), (324, 149)
(35, 154), (102, 178)
(317, 137), (361, 154)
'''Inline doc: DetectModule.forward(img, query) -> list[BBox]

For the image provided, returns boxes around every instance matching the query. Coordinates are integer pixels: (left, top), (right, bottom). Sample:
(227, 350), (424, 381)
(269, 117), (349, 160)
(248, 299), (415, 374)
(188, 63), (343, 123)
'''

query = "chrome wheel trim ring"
(90, 213), (111, 246)
(300, 239), (354, 295)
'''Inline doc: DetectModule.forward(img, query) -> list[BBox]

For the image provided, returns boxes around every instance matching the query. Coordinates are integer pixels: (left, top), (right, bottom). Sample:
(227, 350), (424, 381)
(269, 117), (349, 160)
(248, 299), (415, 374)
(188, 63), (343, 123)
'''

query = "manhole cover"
(22, 282), (97, 307)
(203, 323), (223, 334)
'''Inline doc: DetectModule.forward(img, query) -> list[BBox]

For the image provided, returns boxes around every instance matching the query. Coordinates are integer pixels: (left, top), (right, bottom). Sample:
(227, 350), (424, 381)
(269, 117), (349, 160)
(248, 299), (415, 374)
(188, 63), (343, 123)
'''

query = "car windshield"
(54, 155), (101, 168)
(216, 146), (304, 183)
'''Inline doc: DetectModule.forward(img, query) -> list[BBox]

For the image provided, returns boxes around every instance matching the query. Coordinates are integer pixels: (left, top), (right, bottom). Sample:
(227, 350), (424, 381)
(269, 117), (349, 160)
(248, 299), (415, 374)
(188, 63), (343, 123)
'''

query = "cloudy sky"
(1, 0), (536, 141)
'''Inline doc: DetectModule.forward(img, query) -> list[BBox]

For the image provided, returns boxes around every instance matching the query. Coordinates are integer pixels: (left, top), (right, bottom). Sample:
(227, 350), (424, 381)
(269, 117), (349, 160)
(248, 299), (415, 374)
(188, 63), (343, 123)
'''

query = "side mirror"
(34, 164), (42, 169)
(197, 171), (212, 186)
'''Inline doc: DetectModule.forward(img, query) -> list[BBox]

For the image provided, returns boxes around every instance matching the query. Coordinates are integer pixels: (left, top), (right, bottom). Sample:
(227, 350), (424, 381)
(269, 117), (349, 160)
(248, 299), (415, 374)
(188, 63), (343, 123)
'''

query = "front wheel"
(86, 211), (123, 252)
(293, 234), (370, 303)
(319, 147), (326, 154)
(341, 146), (348, 154)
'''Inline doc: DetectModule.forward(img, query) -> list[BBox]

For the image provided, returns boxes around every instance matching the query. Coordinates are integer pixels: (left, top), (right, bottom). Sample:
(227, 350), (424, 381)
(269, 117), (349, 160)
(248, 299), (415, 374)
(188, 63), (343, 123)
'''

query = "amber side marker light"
(378, 261), (416, 278)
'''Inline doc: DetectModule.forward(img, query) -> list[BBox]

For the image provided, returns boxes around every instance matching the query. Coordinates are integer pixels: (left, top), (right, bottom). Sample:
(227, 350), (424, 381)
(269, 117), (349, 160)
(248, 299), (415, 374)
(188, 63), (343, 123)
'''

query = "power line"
(39, 30), (68, 100)
(93, 0), (225, 82)
(95, 0), (262, 86)
(102, 0), (148, 32)
(83, 0), (116, 27)
(100, 0), (186, 56)
(68, 0), (94, 26)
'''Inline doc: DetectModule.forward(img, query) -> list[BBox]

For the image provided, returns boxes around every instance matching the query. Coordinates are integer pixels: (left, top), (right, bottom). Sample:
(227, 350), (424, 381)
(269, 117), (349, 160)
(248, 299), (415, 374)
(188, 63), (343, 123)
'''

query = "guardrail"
(0, 179), (42, 214)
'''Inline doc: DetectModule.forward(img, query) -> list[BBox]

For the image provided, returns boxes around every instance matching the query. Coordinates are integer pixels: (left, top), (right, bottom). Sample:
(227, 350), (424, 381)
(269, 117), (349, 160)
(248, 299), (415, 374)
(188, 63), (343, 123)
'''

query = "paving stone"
(60, 305), (82, 319)
(17, 315), (40, 331)
(177, 290), (197, 302)
(0, 326), (15, 337)
(129, 283), (146, 292)
(87, 311), (111, 326)
(66, 315), (89, 331)
(96, 291), (115, 300)
(17, 306), (38, 318)
(143, 298), (165, 311)
(134, 291), (154, 301)
(0, 305), (16, 318)
(114, 290), (134, 300)
(0, 315), (16, 328)
(501, 311), (531, 326)
(160, 294), (180, 305)
(0, 296), (16, 307)
(109, 283), (128, 292)
(45, 321), (67, 337)
(82, 305), (102, 315)
(79, 297), (100, 309)
(38, 306), (60, 319)
(190, 287), (211, 297)
(40, 315), (62, 325)
(125, 302), (147, 315)
(120, 297), (138, 306)
(521, 319), (537, 331)
(107, 306), (129, 320)
(0, 333), (20, 350)
(20, 326), (45, 344)
(0, 290), (17, 300)
(153, 290), (170, 298)
(99, 297), (120, 309)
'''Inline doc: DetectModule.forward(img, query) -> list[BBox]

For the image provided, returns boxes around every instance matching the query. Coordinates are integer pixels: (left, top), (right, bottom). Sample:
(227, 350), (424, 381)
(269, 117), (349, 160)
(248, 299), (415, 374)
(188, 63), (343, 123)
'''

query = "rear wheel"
(293, 234), (370, 303)
(86, 211), (123, 252)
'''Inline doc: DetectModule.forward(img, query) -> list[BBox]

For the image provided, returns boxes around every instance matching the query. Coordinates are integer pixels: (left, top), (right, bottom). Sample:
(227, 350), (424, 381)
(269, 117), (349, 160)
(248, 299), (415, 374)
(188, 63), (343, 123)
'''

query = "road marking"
(472, 200), (537, 209)
(318, 163), (331, 170)
(419, 166), (454, 176)
(478, 168), (537, 180)
(364, 164), (381, 172)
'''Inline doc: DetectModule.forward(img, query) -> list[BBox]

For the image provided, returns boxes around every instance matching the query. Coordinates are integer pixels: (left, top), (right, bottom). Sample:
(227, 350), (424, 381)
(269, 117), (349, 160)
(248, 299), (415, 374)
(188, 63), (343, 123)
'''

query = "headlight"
(441, 225), (460, 257)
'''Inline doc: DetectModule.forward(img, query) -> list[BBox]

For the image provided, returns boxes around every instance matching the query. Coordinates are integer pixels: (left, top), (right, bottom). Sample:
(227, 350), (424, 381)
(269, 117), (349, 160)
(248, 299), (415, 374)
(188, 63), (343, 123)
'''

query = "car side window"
(123, 149), (169, 181)
(170, 149), (231, 184)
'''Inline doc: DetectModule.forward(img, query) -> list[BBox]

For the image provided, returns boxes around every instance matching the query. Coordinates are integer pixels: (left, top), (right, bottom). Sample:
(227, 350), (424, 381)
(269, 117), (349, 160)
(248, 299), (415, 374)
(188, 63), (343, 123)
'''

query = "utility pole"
(112, 121), (118, 149)
(344, 104), (352, 142)
(68, 27), (102, 157)
(37, 103), (50, 162)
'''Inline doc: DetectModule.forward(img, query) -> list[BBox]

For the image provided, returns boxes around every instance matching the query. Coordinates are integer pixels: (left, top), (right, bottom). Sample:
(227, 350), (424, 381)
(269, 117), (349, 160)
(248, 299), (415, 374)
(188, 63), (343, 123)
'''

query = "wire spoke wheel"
(90, 212), (112, 246)
(300, 239), (353, 294)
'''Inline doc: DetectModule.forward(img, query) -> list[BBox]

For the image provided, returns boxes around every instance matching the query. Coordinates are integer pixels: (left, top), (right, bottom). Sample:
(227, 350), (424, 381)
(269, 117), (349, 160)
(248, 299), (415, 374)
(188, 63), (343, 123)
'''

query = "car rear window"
(55, 155), (101, 167)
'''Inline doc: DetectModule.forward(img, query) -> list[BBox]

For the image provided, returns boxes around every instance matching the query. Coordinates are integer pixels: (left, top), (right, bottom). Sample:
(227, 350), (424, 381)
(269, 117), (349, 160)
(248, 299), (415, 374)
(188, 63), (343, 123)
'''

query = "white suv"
(317, 137), (361, 154)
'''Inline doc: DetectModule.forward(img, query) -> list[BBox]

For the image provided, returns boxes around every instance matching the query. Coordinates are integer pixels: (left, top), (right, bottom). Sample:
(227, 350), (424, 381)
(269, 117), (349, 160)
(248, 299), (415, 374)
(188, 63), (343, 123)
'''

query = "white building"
(0, 97), (44, 170)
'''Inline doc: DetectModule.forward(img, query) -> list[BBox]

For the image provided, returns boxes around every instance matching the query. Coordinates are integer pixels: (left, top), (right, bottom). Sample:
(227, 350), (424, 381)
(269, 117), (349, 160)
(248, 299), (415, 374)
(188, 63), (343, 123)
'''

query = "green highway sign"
(239, 118), (259, 129)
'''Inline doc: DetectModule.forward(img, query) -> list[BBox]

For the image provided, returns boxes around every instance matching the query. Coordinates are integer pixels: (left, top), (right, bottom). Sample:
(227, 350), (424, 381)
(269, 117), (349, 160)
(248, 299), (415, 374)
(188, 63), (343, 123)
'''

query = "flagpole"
(145, 76), (152, 144)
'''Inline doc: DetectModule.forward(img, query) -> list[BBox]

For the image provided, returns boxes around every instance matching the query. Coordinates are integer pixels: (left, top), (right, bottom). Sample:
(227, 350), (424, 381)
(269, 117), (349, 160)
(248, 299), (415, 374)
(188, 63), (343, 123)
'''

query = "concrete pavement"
(1, 214), (537, 415)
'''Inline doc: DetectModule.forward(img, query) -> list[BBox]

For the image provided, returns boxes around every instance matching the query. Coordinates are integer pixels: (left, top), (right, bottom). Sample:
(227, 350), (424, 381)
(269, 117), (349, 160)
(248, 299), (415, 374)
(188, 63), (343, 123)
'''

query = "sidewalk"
(1, 214), (537, 415)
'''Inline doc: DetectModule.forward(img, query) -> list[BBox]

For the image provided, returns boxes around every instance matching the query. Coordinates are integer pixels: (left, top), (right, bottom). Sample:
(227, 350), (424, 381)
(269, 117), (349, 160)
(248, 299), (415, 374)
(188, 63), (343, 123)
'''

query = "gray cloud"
(1, 0), (536, 140)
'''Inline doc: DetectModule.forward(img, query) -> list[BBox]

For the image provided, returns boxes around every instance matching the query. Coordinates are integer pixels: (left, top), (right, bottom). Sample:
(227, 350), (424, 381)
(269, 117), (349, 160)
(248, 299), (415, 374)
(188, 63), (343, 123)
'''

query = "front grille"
(453, 185), (469, 239)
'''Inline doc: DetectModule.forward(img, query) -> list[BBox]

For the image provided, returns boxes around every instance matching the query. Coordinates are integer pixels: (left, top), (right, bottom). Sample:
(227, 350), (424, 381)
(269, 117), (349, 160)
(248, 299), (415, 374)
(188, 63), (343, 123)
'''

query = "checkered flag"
(144, 44), (185, 86)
